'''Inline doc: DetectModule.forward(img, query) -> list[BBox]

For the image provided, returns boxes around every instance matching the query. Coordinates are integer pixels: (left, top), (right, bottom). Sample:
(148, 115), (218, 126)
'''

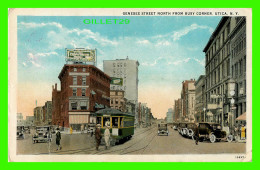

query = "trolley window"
(103, 117), (110, 127)
(97, 117), (102, 125)
(112, 117), (119, 128)
(120, 117), (124, 128)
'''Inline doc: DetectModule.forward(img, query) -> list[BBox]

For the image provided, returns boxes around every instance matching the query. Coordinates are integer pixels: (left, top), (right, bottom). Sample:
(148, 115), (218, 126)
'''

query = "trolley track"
(36, 126), (156, 155)
(95, 126), (156, 155)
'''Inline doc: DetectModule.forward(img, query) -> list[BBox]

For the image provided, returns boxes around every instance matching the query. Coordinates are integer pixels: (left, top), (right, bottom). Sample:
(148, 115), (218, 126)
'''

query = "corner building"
(52, 64), (111, 130)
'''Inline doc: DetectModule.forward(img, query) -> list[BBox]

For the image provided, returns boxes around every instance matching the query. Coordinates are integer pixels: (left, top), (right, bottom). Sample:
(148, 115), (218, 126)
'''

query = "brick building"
(52, 64), (111, 130)
(110, 90), (126, 112)
(174, 98), (182, 122)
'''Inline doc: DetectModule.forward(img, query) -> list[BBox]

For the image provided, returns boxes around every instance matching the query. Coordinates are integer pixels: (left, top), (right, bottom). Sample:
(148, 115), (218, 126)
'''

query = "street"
(17, 126), (246, 155)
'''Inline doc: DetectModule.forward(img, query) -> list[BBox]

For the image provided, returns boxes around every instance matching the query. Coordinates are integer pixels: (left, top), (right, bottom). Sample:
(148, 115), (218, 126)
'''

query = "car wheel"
(188, 129), (194, 137)
(209, 134), (216, 143)
(227, 135), (233, 142)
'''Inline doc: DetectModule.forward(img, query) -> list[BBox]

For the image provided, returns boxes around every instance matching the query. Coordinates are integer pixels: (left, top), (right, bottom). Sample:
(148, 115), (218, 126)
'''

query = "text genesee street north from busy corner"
(16, 16), (247, 155)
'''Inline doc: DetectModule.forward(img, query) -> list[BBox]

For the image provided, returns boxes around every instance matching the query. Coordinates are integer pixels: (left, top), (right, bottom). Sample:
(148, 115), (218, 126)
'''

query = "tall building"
(103, 57), (139, 122)
(166, 108), (173, 123)
(203, 16), (247, 127)
(52, 64), (111, 130)
(181, 79), (196, 122)
(194, 75), (206, 122)
(174, 98), (182, 122)
(230, 17), (246, 125)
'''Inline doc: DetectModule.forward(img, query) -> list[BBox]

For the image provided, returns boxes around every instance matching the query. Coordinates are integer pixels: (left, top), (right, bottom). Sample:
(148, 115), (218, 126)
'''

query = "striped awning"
(69, 115), (89, 124)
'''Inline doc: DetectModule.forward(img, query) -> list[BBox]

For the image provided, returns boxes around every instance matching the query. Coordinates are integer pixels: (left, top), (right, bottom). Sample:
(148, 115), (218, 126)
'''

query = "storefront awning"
(236, 112), (246, 121)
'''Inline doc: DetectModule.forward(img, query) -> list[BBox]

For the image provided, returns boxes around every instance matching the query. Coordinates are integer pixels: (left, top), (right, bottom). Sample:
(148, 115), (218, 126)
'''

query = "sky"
(17, 16), (221, 119)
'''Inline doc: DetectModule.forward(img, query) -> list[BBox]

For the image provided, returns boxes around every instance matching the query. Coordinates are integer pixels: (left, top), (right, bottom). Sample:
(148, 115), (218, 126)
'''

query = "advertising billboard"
(66, 48), (96, 63)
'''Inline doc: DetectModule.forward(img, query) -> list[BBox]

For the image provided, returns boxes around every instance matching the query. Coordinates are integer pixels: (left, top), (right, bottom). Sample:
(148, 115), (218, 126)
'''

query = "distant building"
(181, 79), (196, 122)
(52, 64), (111, 130)
(25, 116), (34, 126)
(125, 100), (136, 115)
(166, 108), (173, 123)
(17, 113), (24, 126)
(43, 101), (52, 125)
(103, 57), (139, 124)
(194, 75), (206, 122)
(174, 98), (182, 122)
(34, 106), (44, 126)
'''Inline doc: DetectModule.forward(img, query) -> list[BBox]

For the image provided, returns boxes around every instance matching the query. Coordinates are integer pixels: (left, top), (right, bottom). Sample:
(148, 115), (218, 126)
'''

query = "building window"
(82, 88), (86, 96)
(80, 101), (87, 110)
(71, 102), (77, 110)
(73, 76), (77, 85)
(74, 68), (77, 72)
(113, 63), (116, 67)
(227, 23), (230, 35)
(73, 88), (77, 96)
(83, 68), (86, 72)
(82, 77), (86, 85)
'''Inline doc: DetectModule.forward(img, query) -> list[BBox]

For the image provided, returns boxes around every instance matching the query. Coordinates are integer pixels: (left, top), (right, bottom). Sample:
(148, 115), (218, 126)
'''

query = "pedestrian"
(241, 124), (246, 140)
(194, 123), (199, 145)
(104, 125), (111, 150)
(95, 124), (102, 151)
(56, 128), (62, 150)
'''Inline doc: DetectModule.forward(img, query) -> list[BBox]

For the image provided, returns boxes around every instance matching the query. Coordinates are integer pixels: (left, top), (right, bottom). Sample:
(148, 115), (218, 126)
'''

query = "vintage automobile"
(24, 126), (30, 134)
(32, 126), (52, 143)
(17, 126), (25, 140)
(198, 122), (227, 143)
(172, 122), (179, 130)
(186, 123), (196, 138)
(157, 123), (169, 136)
(178, 122), (188, 136)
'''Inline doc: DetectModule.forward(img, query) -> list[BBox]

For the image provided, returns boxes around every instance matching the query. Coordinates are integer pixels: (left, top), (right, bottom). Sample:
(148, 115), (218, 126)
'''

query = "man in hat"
(194, 123), (199, 145)
(56, 128), (62, 150)
(95, 124), (102, 150)
(104, 123), (111, 149)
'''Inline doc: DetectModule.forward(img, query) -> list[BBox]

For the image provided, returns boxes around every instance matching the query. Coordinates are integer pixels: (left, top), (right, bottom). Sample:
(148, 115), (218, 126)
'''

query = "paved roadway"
(17, 126), (246, 155)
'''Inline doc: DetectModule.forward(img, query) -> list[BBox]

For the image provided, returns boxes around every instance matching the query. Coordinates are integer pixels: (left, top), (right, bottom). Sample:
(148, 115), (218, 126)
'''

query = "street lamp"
(203, 107), (206, 122)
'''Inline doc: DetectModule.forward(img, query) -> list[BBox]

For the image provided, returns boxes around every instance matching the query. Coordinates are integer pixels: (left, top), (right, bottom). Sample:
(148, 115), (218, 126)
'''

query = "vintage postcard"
(8, 8), (252, 162)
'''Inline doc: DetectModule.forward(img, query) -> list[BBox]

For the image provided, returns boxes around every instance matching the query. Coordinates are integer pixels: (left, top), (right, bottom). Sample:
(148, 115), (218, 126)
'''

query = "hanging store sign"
(110, 77), (123, 86)
(66, 48), (96, 63)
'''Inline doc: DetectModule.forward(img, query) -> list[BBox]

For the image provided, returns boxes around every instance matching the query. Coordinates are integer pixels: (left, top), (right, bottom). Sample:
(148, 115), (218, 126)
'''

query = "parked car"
(157, 123), (168, 136)
(24, 126), (30, 134)
(173, 122), (179, 130)
(17, 126), (25, 140)
(178, 122), (188, 136)
(186, 123), (196, 138)
(32, 126), (52, 143)
(198, 122), (227, 143)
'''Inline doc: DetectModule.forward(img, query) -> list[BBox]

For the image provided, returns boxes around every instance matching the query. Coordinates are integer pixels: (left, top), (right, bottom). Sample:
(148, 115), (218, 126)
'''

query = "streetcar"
(95, 108), (135, 145)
